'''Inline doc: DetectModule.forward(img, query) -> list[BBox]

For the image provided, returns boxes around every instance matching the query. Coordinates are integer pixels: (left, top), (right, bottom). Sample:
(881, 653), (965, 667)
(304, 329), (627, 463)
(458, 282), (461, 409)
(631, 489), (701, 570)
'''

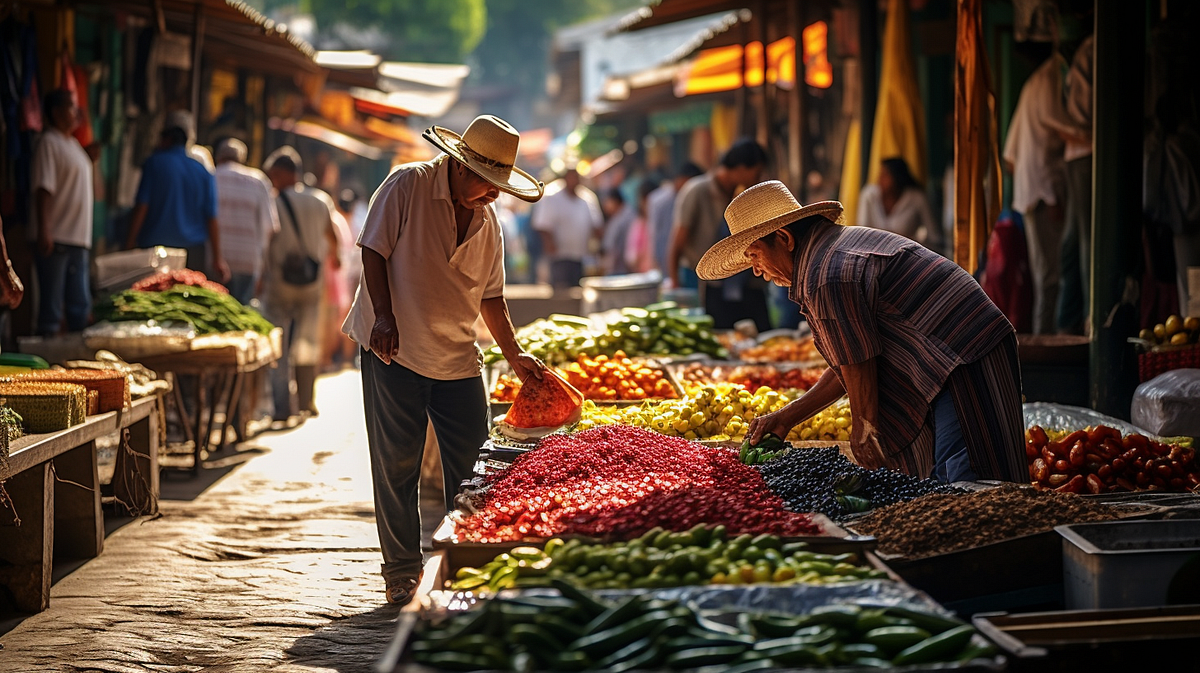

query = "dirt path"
(0, 371), (425, 673)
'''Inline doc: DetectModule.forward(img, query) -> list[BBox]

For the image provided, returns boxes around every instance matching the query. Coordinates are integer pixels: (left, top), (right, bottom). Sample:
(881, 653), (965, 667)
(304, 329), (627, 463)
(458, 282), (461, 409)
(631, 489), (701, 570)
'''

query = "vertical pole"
(737, 20), (750, 136)
(190, 2), (206, 119)
(787, 1), (805, 195)
(859, 0), (878, 176)
(756, 0), (771, 148)
(1090, 0), (1146, 416)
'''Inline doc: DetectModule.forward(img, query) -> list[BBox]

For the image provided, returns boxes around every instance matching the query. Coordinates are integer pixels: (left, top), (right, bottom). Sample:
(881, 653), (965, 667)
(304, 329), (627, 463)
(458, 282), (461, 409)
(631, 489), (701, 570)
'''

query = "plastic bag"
(1132, 369), (1200, 438)
(1022, 402), (1151, 437)
(497, 370), (583, 439)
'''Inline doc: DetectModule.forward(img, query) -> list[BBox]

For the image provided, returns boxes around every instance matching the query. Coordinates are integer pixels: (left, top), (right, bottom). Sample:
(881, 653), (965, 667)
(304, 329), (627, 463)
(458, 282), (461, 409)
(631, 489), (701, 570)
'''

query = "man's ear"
(778, 228), (796, 252)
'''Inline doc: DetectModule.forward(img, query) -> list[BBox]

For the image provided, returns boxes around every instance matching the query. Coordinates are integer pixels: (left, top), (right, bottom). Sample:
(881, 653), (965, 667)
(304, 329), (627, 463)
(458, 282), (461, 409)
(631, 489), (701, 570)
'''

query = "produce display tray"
(433, 514), (877, 578)
(973, 605), (1200, 672)
(487, 357), (685, 414)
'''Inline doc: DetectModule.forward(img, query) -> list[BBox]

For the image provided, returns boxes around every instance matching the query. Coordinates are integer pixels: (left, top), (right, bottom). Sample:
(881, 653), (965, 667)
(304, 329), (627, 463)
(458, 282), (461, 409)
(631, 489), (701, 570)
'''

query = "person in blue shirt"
(125, 111), (229, 281)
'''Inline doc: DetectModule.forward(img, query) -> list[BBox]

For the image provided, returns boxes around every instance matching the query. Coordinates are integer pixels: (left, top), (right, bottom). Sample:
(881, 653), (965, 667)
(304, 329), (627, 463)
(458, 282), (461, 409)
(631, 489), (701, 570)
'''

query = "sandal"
(385, 576), (420, 606)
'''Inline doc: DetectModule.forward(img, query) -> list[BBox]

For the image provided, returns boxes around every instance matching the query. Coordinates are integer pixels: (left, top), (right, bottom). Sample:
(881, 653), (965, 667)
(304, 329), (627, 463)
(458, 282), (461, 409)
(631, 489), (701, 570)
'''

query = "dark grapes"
(757, 447), (963, 520)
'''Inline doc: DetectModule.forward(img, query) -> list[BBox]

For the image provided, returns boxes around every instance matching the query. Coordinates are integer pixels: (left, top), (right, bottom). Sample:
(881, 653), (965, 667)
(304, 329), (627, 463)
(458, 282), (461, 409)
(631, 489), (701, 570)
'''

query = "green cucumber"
(881, 606), (965, 634)
(808, 604), (863, 627)
(665, 645), (748, 668)
(550, 651), (591, 671)
(595, 637), (655, 668)
(892, 625), (977, 666)
(509, 624), (563, 653)
(570, 609), (673, 657)
(533, 614), (585, 642)
(768, 646), (826, 666)
(957, 641), (999, 662)
(863, 625), (932, 654)
(650, 617), (693, 639)
(609, 642), (666, 673)
(550, 578), (610, 618)
(839, 642), (885, 660)
(854, 609), (916, 632)
(683, 627), (754, 647)
(584, 595), (643, 634)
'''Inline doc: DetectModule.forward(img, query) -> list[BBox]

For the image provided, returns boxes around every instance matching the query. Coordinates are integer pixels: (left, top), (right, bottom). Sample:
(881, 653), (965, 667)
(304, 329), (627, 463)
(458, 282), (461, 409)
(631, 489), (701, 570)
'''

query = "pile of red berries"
(457, 425), (821, 542)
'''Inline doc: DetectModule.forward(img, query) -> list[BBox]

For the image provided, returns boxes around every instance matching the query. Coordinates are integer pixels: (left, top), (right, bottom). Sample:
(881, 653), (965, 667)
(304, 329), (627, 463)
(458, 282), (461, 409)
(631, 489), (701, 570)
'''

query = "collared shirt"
(30, 128), (93, 248)
(134, 145), (217, 248)
(673, 173), (727, 270)
(1003, 56), (1073, 214)
(215, 162), (279, 277)
(788, 222), (1015, 460)
(531, 181), (603, 261)
(342, 155), (506, 380)
(856, 184), (936, 244)
(1064, 35), (1094, 163)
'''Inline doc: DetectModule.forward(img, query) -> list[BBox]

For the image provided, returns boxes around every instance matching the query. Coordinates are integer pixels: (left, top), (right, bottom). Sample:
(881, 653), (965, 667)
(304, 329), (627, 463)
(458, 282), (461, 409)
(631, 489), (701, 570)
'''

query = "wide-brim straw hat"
(423, 115), (544, 203)
(696, 180), (843, 280)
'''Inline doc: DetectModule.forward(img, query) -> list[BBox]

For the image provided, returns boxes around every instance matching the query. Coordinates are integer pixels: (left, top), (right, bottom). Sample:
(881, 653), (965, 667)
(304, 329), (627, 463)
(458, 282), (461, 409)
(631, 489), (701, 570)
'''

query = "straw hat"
(423, 115), (544, 203)
(696, 181), (842, 280)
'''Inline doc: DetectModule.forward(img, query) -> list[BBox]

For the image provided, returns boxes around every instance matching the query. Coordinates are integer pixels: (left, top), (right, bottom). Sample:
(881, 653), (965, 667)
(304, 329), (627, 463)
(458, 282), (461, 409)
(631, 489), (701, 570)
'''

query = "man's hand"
(369, 312), (400, 364)
(0, 265), (23, 309)
(212, 257), (232, 284)
(509, 352), (546, 383)
(748, 404), (798, 445)
(37, 233), (53, 258)
(850, 418), (887, 470)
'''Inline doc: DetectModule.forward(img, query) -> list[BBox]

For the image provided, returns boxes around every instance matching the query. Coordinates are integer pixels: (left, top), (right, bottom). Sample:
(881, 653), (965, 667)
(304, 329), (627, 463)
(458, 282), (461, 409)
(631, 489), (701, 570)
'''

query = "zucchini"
(665, 645), (748, 668)
(772, 645), (828, 667)
(509, 624), (563, 653)
(957, 641), (999, 662)
(854, 609), (916, 632)
(584, 595), (644, 635)
(550, 578), (610, 618)
(534, 614), (585, 642)
(748, 614), (815, 638)
(839, 642), (884, 660)
(892, 625), (977, 666)
(595, 637), (656, 668)
(863, 626), (932, 654)
(609, 642), (667, 673)
(550, 651), (591, 671)
(650, 617), (692, 639)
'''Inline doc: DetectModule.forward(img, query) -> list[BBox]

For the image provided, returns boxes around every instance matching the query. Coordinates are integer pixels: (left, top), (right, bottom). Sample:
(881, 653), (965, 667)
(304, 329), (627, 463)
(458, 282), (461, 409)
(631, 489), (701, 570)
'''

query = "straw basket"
(11, 369), (130, 413)
(0, 382), (89, 433)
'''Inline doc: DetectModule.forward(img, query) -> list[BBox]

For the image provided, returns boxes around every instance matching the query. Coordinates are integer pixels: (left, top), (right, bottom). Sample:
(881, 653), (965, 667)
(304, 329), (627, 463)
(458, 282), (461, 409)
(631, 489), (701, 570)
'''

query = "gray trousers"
(361, 350), (487, 583)
(1023, 201), (1067, 335)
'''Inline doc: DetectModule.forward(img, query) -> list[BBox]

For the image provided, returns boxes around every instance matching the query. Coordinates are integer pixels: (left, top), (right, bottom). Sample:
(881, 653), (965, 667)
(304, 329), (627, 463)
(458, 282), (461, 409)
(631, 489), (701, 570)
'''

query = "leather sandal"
(385, 576), (420, 606)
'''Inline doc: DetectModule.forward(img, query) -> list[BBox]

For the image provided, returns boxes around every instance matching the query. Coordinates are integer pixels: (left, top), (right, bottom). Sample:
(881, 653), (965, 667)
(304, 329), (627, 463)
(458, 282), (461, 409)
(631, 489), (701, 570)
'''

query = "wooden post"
(756, 0), (771, 149)
(52, 440), (103, 560)
(115, 410), (160, 516)
(859, 0), (879, 178)
(190, 2), (206, 120)
(0, 463), (53, 612)
(787, 1), (805, 194)
(1089, 0), (1146, 416)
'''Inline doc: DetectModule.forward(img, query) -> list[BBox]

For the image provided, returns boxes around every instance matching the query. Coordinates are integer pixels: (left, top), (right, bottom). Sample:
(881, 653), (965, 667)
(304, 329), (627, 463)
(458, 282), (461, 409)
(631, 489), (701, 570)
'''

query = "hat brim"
(695, 201), (844, 281)
(423, 126), (544, 203)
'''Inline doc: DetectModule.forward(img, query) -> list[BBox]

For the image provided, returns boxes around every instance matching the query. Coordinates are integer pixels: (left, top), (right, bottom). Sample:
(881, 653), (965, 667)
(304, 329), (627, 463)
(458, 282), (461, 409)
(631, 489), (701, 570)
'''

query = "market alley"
(0, 370), (408, 673)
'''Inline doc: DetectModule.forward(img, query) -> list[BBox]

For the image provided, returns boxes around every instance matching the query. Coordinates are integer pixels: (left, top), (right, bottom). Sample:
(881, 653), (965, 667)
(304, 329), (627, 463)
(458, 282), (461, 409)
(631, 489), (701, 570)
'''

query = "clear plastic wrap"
(1131, 369), (1200, 438)
(82, 320), (196, 359)
(1022, 402), (1150, 437)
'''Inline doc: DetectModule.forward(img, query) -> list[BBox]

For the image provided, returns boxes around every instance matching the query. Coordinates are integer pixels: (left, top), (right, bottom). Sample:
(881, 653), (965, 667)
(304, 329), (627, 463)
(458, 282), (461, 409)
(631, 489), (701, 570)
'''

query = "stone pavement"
(0, 370), (433, 673)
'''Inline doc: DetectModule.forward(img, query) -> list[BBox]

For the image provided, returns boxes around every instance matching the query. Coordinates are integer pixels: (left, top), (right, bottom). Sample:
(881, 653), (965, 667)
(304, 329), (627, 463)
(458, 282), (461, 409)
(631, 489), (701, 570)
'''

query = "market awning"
(269, 117), (384, 160)
(316, 50), (382, 89)
(76, 0), (318, 77)
(349, 62), (470, 119)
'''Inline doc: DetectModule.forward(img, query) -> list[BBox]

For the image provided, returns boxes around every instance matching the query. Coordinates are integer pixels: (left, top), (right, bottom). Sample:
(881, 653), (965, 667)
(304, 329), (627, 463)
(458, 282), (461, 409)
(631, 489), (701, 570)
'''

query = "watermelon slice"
(503, 369), (583, 430)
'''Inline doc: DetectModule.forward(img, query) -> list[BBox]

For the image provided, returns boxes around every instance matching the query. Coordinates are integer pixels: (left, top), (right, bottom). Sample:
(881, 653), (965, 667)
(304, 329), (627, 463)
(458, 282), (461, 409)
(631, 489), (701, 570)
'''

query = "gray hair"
(264, 145), (302, 175)
(214, 138), (248, 164)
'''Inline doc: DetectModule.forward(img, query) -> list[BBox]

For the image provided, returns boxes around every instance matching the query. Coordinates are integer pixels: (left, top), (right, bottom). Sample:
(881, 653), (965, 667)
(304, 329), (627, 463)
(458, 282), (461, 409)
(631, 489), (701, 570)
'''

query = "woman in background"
(857, 157), (936, 246)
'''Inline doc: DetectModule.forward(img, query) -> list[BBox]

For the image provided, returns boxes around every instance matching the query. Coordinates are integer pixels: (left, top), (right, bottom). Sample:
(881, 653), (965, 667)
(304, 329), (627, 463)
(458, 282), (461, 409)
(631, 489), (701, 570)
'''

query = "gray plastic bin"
(579, 270), (662, 314)
(1057, 519), (1200, 610)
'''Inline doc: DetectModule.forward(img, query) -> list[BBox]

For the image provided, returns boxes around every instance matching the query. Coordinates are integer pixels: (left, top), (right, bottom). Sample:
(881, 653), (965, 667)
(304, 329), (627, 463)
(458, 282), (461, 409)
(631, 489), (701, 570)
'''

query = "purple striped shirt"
(789, 222), (1016, 460)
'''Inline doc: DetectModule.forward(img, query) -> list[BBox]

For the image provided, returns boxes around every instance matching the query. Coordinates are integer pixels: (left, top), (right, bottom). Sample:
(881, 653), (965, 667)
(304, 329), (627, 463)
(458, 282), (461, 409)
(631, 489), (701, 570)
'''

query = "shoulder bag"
(278, 190), (321, 286)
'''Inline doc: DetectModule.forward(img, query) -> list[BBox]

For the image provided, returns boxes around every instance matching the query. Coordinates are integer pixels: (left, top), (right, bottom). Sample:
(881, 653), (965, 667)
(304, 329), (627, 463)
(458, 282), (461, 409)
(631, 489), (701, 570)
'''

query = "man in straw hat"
(701, 181), (1026, 484)
(342, 115), (548, 605)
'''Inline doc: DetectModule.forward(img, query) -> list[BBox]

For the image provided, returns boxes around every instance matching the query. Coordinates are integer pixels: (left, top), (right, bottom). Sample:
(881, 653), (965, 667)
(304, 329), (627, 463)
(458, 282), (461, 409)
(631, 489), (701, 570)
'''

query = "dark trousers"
(704, 282), (771, 332)
(34, 243), (91, 335)
(550, 259), (584, 288)
(361, 350), (488, 583)
(1056, 157), (1093, 332)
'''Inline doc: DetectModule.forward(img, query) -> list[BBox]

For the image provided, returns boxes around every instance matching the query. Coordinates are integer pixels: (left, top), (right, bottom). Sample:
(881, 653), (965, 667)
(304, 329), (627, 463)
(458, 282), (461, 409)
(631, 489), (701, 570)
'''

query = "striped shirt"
(789, 222), (1025, 480)
(215, 162), (279, 277)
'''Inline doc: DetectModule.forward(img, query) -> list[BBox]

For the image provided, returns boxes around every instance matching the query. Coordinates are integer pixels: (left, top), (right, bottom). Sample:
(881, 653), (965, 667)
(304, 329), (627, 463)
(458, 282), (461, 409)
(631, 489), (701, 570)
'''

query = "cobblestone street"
(0, 371), (416, 673)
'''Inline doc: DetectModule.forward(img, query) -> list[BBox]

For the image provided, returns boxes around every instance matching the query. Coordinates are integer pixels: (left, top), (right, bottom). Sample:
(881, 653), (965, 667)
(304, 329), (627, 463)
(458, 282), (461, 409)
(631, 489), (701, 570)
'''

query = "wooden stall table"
(0, 394), (163, 613)
(134, 330), (281, 473)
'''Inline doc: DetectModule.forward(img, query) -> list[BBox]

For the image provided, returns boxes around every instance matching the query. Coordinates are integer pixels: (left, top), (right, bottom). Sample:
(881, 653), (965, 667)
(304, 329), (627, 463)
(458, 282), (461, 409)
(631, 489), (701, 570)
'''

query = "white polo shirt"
(342, 155), (505, 380)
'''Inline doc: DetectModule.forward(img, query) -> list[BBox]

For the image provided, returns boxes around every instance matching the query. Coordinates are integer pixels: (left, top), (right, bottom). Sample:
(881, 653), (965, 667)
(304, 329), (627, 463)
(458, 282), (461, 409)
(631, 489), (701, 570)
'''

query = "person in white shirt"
(1056, 34), (1094, 334)
(1003, 42), (1075, 335)
(531, 167), (603, 287)
(213, 138), (279, 305)
(857, 157), (937, 245)
(31, 89), (93, 336)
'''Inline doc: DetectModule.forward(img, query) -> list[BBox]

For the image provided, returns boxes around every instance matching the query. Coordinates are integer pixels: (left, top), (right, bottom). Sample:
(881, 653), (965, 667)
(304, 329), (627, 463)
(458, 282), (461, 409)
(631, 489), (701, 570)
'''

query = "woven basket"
(0, 382), (88, 433)
(1138, 343), (1200, 382)
(11, 369), (130, 413)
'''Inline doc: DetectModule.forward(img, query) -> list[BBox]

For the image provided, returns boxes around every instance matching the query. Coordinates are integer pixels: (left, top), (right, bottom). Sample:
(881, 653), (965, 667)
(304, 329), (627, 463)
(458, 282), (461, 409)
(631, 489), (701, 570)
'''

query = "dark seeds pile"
(757, 446), (960, 520)
(854, 485), (1118, 558)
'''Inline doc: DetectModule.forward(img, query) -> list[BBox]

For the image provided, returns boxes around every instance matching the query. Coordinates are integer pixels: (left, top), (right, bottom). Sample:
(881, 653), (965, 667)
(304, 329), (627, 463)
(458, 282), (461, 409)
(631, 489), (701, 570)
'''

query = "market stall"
(379, 304), (1200, 673)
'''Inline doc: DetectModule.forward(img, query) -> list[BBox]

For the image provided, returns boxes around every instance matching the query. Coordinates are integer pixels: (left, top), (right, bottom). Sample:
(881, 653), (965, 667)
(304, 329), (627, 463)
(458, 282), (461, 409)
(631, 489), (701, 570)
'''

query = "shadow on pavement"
(158, 443), (269, 502)
(284, 603), (404, 673)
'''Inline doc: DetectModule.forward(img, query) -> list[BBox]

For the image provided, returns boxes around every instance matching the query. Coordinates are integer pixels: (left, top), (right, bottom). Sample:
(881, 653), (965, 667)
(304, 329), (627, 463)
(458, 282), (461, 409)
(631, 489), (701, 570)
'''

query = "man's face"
(54, 102), (80, 133)
(731, 165), (764, 191)
(267, 166), (295, 191)
(452, 162), (500, 209)
(743, 231), (795, 287)
(564, 170), (581, 192)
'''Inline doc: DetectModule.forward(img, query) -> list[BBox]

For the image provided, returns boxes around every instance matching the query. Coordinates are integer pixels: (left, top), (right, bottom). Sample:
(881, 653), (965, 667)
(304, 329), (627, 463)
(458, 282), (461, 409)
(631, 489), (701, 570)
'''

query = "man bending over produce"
(700, 181), (1026, 484)
(342, 116), (547, 605)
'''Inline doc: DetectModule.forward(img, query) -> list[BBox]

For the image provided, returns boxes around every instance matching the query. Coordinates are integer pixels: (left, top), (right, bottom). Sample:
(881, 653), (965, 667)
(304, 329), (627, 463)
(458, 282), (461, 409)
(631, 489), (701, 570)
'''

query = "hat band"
(461, 144), (514, 172)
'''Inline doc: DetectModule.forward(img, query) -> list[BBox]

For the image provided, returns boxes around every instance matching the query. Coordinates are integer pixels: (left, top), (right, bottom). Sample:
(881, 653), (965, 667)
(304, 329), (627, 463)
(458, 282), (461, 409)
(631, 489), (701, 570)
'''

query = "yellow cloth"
(710, 102), (738, 154)
(867, 0), (926, 186)
(953, 0), (1001, 274)
(840, 120), (862, 228)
